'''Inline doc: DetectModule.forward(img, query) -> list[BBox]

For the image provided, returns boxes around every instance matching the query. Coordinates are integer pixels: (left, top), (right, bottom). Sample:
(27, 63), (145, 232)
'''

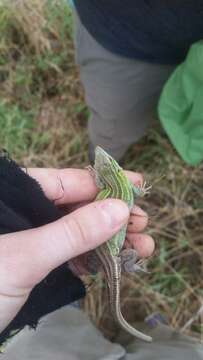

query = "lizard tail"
(109, 258), (152, 343)
(95, 248), (152, 342)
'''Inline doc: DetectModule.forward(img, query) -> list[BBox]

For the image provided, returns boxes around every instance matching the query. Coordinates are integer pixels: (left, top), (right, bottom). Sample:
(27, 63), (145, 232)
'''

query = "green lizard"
(89, 146), (152, 343)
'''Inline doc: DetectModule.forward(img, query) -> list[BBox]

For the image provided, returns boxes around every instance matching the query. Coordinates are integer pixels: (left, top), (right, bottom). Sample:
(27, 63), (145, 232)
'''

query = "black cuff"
(0, 153), (85, 345)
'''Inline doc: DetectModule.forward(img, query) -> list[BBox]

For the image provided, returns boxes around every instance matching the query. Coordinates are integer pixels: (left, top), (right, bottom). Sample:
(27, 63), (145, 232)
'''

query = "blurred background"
(0, 0), (202, 342)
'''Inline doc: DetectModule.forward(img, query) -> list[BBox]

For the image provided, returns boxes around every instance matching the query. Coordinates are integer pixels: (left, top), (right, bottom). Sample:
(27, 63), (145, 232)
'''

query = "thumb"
(0, 199), (129, 293)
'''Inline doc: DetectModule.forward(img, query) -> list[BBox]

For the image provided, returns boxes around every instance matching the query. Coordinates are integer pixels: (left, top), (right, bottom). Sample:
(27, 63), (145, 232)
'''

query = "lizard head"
(94, 146), (123, 185)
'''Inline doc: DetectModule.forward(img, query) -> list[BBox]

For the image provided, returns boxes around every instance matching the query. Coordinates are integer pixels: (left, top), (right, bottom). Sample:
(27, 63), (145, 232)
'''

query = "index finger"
(26, 168), (143, 205)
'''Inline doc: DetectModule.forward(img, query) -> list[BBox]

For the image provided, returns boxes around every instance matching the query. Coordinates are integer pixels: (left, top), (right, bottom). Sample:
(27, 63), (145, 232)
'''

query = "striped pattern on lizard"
(88, 146), (152, 343)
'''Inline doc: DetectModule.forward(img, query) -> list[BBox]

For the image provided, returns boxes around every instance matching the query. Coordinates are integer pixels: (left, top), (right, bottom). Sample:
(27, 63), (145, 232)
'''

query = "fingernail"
(131, 205), (148, 217)
(99, 199), (129, 229)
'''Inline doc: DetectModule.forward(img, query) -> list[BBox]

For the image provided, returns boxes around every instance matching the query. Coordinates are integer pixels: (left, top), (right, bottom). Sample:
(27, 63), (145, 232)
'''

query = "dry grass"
(0, 0), (203, 344)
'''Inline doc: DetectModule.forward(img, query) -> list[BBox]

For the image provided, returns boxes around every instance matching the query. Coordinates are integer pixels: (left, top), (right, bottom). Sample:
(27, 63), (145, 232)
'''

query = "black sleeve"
(0, 153), (85, 345)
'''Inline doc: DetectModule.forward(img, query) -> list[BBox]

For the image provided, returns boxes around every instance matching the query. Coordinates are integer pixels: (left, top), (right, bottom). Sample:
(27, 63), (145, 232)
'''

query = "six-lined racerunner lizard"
(88, 146), (152, 343)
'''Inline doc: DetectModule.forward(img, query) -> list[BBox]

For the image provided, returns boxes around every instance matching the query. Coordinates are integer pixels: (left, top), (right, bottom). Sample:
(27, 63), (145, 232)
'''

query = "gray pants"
(74, 11), (174, 161)
(3, 307), (203, 359)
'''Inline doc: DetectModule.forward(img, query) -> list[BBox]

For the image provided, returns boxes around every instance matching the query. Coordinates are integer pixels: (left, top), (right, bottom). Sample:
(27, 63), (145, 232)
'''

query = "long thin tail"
(112, 289), (152, 342)
(109, 260), (152, 343)
(96, 248), (152, 342)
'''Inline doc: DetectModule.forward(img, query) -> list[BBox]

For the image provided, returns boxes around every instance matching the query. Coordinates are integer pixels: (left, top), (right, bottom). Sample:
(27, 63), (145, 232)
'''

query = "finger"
(26, 168), (143, 205)
(0, 199), (129, 294)
(26, 168), (98, 205)
(126, 233), (155, 258)
(124, 171), (143, 187)
(127, 205), (148, 233)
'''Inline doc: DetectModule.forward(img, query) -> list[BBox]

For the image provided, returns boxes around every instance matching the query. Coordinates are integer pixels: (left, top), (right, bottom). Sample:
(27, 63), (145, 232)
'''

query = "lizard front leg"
(86, 165), (105, 189)
(132, 181), (152, 198)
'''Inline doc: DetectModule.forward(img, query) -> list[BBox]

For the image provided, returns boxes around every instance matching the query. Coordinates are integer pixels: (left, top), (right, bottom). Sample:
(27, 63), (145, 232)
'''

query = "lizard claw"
(133, 259), (150, 274)
(138, 181), (152, 197)
(86, 165), (105, 189)
(85, 165), (95, 175)
(132, 181), (152, 198)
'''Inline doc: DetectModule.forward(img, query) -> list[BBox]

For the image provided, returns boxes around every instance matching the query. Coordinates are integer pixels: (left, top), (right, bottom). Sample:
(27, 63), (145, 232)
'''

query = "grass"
(0, 0), (203, 347)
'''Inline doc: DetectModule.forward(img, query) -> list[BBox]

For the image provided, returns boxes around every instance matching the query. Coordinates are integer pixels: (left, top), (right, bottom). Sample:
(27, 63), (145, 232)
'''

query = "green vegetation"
(0, 0), (202, 345)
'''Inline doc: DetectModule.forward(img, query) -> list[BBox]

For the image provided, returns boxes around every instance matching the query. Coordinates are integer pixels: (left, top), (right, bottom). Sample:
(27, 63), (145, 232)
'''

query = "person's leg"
(125, 324), (203, 360)
(2, 307), (126, 359)
(3, 307), (203, 360)
(74, 11), (174, 162)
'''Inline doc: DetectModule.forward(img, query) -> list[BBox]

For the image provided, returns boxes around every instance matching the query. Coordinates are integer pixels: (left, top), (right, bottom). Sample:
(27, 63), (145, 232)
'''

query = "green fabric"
(158, 41), (203, 166)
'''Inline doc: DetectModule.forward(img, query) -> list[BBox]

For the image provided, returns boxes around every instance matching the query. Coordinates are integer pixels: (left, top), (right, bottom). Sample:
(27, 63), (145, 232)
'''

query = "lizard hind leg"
(120, 249), (149, 273)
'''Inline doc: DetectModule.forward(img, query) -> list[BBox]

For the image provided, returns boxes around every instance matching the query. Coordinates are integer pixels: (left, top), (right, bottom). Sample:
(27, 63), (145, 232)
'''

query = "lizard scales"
(92, 146), (152, 343)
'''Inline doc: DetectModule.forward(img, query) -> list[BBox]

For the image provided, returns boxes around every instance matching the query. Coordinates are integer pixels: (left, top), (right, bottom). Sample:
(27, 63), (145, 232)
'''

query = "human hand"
(0, 168), (154, 331)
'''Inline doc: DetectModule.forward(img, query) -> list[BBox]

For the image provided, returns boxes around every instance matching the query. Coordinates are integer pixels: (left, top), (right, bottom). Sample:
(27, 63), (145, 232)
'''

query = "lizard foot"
(86, 165), (104, 189)
(120, 249), (149, 273)
(133, 181), (152, 198)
